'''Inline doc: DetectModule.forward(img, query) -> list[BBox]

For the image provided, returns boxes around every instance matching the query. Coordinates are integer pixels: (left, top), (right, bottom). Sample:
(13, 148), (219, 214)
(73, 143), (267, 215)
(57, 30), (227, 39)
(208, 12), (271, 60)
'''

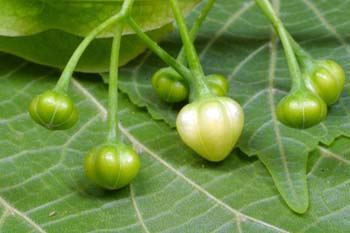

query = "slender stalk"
(287, 33), (314, 70)
(255, 0), (304, 89)
(169, 0), (212, 99)
(177, 0), (216, 64)
(107, 24), (124, 143)
(127, 18), (192, 82)
(54, 0), (135, 93)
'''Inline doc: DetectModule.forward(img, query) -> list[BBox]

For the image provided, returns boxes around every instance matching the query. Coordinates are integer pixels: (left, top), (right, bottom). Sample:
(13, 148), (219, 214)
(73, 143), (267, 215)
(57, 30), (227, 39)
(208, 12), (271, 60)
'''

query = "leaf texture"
(118, 0), (350, 213)
(0, 0), (350, 232)
(0, 52), (350, 232)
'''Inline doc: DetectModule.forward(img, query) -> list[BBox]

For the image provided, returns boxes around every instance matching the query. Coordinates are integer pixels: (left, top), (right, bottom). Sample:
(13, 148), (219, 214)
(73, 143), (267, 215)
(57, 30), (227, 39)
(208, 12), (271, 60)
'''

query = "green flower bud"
(304, 60), (345, 105)
(176, 97), (244, 162)
(277, 89), (327, 129)
(207, 74), (229, 97)
(151, 67), (189, 103)
(85, 144), (140, 190)
(29, 90), (79, 130)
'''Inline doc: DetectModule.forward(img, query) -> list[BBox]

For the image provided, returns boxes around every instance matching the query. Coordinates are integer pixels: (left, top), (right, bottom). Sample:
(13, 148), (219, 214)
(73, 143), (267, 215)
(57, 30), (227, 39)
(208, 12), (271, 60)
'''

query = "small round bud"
(29, 90), (79, 130)
(277, 90), (327, 129)
(85, 144), (140, 190)
(207, 74), (229, 97)
(151, 67), (189, 103)
(305, 60), (345, 105)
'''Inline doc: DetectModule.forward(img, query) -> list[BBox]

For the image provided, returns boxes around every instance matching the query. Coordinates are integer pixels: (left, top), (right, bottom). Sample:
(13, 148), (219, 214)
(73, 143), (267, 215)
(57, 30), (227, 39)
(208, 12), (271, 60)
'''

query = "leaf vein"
(229, 43), (268, 81)
(266, 2), (298, 201)
(199, 1), (254, 59)
(129, 184), (150, 233)
(301, 0), (350, 54)
(318, 146), (350, 165)
(0, 197), (46, 233)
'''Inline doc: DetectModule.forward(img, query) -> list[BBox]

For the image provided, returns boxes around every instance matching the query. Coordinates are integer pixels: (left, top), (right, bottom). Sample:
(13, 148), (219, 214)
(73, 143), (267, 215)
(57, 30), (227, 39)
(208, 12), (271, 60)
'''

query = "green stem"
(177, 0), (216, 65)
(54, 0), (135, 93)
(107, 24), (124, 143)
(126, 18), (193, 83)
(287, 33), (314, 70)
(169, 0), (212, 99)
(255, 0), (303, 89)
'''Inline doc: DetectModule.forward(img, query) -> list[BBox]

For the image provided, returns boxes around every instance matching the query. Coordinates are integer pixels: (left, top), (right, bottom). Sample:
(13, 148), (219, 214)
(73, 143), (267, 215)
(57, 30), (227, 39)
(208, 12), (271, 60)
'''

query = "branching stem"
(255, 0), (304, 89)
(54, 0), (135, 93)
(169, 0), (212, 100)
(177, 0), (216, 65)
(127, 18), (193, 83)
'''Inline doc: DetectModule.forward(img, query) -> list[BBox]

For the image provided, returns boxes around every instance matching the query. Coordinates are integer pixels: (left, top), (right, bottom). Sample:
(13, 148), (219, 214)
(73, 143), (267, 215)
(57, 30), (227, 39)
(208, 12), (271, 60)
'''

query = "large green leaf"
(0, 25), (172, 73)
(118, 0), (350, 213)
(0, 0), (200, 37)
(1, 53), (350, 232)
(0, 0), (200, 72)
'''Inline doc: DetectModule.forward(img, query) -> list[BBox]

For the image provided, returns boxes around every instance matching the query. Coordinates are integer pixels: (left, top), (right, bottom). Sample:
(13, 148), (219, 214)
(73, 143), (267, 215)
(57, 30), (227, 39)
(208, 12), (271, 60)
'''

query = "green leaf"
(1, 52), (350, 232)
(0, 0), (200, 37)
(0, 25), (173, 73)
(118, 0), (350, 213)
(0, 0), (200, 72)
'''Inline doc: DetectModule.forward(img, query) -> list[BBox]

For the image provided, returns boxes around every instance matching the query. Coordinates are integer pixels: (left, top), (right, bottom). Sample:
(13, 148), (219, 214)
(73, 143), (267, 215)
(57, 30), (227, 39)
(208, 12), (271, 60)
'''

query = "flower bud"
(29, 90), (78, 130)
(305, 60), (345, 105)
(277, 90), (327, 129)
(85, 144), (140, 190)
(176, 97), (244, 162)
(207, 74), (229, 97)
(151, 67), (189, 103)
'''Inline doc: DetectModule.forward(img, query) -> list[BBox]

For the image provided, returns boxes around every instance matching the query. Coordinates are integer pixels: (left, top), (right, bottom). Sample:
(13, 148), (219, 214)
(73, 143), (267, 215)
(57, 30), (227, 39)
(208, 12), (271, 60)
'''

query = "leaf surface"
(1, 0), (350, 231)
(0, 0), (200, 72)
(0, 53), (350, 232)
(118, 0), (350, 213)
(0, 0), (200, 37)
(0, 25), (172, 73)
